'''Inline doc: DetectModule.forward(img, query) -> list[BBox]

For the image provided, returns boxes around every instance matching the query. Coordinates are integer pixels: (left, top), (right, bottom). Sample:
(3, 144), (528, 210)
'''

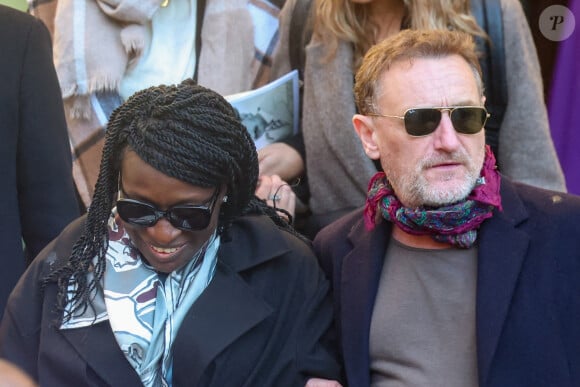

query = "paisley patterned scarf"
(364, 146), (502, 248)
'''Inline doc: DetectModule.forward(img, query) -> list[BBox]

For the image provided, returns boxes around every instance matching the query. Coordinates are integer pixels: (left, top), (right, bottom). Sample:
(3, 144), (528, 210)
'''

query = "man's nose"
(431, 111), (461, 152)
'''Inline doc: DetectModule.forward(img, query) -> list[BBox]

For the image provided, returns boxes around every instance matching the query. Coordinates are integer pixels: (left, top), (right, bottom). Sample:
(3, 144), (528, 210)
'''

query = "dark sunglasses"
(116, 189), (219, 231)
(368, 106), (490, 137)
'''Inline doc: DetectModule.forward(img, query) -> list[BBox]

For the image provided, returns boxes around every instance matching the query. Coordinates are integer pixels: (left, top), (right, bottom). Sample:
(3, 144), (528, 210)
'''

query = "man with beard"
(313, 29), (580, 387)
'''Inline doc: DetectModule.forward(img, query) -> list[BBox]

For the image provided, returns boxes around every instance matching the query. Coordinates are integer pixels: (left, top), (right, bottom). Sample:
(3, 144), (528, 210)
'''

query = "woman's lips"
(149, 244), (184, 258)
(151, 246), (179, 254)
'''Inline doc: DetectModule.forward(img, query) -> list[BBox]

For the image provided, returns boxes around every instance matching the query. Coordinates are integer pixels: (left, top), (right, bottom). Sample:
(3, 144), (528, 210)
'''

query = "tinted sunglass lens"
(451, 107), (486, 134)
(169, 207), (211, 231)
(405, 109), (441, 136)
(117, 201), (157, 226)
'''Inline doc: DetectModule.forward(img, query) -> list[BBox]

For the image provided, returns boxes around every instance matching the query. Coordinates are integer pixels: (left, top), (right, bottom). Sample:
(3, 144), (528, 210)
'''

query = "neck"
(368, 0), (406, 44)
(392, 225), (453, 250)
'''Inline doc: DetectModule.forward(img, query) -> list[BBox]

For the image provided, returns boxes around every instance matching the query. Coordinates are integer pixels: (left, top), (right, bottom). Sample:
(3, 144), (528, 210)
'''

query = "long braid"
(44, 80), (301, 321)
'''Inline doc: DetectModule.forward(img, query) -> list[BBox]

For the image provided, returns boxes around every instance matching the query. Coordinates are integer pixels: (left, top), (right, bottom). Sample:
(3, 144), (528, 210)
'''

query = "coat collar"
(172, 215), (293, 384)
(340, 215), (391, 386)
(59, 215), (293, 385)
(171, 259), (274, 385)
(475, 178), (530, 385)
(218, 215), (296, 272)
(59, 321), (142, 386)
(338, 178), (530, 386)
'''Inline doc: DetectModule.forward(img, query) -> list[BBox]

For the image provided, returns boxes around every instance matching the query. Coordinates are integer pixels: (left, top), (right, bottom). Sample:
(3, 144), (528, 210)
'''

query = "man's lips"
(428, 161), (462, 169)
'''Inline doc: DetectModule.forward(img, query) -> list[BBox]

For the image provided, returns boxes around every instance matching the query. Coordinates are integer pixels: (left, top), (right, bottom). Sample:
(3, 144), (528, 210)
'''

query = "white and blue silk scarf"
(61, 213), (219, 386)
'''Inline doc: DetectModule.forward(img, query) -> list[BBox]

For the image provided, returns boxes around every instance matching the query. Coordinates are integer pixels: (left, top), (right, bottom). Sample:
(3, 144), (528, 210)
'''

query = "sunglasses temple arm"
(117, 175), (122, 201)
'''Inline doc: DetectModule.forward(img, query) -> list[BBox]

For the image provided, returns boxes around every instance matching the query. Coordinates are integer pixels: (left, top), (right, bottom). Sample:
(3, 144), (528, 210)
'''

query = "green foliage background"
(0, 0), (27, 11)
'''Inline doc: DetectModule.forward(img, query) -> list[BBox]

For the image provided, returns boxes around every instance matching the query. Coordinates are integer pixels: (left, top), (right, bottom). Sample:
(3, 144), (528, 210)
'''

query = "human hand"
(0, 359), (37, 387)
(304, 378), (343, 387)
(258, 142), (304, 182)
(255, 174), (296, 222)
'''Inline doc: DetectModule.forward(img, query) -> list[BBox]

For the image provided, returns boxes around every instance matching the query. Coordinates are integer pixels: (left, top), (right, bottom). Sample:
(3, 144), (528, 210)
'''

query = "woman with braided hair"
(0, 80), (342, 386)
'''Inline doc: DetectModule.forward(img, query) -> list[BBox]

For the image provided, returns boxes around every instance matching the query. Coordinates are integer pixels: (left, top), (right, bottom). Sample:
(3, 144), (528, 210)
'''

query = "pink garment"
(548, 0), (580, 194)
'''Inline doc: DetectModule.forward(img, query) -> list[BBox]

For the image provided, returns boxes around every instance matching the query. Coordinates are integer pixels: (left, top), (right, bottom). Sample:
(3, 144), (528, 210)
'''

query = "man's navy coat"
(314, 178), (580, 386)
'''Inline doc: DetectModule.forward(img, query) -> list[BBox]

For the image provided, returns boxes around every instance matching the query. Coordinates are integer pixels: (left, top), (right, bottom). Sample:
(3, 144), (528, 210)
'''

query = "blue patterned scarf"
(61, 213), (219, 386)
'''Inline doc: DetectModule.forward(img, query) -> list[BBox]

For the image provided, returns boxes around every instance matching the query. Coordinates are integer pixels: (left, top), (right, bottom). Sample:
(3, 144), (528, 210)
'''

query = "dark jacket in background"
(0, 5), (79, 317)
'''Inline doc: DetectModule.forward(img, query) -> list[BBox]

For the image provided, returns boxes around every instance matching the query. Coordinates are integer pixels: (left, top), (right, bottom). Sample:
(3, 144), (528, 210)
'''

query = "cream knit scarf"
(53, 0), (281, 118)
(53, 0), (162, 118)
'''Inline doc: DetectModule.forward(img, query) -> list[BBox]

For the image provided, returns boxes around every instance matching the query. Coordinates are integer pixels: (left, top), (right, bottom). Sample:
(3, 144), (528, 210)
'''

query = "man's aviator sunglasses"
(368, 106), (490, 137)
(116, 189), (219, 231)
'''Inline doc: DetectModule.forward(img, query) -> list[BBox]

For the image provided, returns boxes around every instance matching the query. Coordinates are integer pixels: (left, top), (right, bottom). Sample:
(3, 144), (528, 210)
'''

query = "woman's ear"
(353, 114), (380, 160)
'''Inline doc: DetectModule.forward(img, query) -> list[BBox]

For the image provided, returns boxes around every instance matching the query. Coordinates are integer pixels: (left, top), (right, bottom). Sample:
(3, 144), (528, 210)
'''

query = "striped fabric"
(29, 0), (283, 207)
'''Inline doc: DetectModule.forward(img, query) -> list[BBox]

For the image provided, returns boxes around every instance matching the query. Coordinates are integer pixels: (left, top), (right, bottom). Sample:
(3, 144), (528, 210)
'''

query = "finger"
(305, 378), (343, 387)
(266, 176), (296, 219)
(254, 175), (273, 200)
(274, 187), (296, 218)
(274, 181), (294, 206)
(257, 175), (282, 203)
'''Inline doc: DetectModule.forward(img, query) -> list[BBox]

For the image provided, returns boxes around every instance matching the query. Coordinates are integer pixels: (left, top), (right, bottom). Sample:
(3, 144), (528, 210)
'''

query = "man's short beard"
(386, 150), (482, 209)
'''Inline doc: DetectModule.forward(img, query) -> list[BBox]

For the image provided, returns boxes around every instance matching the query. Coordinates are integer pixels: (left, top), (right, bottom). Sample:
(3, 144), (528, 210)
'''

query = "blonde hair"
(353, 29), (483, 115)
(314, 0), (486, 68)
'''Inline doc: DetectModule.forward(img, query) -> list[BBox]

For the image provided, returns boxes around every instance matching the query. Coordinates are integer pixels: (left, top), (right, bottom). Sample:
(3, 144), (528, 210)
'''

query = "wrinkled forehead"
(375, 55), (483, 110)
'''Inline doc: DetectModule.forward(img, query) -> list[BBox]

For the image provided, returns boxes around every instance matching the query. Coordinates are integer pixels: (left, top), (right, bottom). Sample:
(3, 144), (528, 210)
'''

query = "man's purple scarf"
(364, 146), (502, 248)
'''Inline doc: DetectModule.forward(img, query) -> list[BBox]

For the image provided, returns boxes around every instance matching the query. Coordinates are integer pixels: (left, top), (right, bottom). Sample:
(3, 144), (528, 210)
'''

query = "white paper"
(225, 70), (300, 149)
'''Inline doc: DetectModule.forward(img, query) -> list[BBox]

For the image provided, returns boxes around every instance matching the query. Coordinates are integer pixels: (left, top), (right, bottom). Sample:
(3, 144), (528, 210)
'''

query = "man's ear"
(353, 114), (380, 160)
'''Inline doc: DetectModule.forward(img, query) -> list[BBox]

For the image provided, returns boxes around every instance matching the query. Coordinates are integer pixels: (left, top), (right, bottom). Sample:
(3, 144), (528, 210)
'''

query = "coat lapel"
(340, 218), (391, 386)
(172, 215), (291, 384)
(60, 322), (142, 386)
(475, 180), (530, 385)
(172, 261), (273, 385)
(52, 217), (142, 385)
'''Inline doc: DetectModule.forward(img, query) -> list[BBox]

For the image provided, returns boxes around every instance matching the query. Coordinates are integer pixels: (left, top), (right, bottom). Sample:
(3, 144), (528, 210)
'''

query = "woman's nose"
(145, 217), (181, 244)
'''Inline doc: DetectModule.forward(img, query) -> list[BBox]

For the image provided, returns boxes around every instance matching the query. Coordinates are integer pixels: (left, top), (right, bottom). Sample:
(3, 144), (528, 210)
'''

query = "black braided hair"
(45, 79), (302, 322)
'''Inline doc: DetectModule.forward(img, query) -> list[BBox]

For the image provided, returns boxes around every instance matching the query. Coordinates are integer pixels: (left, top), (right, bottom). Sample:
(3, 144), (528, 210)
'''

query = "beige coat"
(32, 0), (280, 206)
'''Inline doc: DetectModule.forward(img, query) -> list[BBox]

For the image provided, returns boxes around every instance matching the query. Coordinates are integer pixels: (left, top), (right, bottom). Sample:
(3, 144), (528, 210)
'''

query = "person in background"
(314, 29), (580, 386)
(0, 5), (79, 317)
(548, 0), (580, 195)
(0, 80), (341, 386)
(269, 0), (566, 237)
(29, 0), (298, 219)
